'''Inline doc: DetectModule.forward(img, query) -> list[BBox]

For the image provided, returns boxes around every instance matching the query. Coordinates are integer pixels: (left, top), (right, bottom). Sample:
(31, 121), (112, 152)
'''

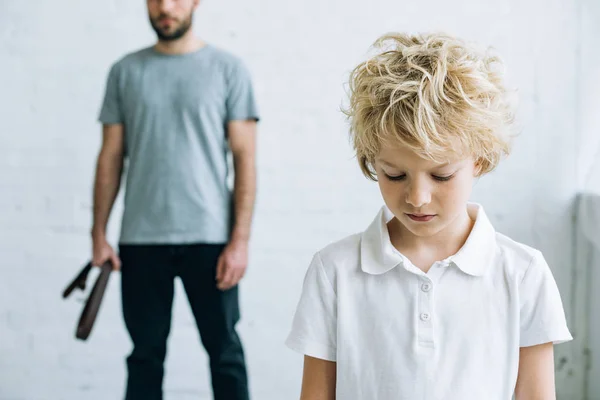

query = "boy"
(285, 32), (572, 400)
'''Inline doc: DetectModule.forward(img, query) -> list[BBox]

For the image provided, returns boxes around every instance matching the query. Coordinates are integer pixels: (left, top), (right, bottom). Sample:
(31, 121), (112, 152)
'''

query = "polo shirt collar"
(360, 203), (496, 276)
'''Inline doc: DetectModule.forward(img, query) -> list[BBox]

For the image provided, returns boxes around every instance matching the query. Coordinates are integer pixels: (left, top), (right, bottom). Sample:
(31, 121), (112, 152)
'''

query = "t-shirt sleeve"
(519, 251), (573, 347)
(98, 63), (123, 125)
(226, 60), (259, 122)
(285, 252), (337, 362)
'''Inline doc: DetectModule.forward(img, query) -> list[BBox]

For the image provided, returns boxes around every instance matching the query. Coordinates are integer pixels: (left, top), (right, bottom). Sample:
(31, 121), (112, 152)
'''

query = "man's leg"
(178, 244), (250, 400)
(120, 244), (175, 400)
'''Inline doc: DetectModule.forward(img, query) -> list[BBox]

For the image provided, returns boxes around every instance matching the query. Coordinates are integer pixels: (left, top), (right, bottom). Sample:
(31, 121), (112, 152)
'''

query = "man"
(91, 0), (258, 398)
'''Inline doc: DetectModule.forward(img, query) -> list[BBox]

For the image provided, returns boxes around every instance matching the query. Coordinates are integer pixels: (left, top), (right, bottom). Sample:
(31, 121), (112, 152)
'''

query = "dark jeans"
(119, 243), (249, 400)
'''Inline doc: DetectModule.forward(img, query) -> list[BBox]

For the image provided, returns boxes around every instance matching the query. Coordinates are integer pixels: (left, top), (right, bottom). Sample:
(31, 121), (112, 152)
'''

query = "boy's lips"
(406, 213), (436, 222)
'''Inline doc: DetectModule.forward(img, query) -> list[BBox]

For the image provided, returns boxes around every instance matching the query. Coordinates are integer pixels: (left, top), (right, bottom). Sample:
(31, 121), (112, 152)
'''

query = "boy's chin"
(400, 217), (444, 237)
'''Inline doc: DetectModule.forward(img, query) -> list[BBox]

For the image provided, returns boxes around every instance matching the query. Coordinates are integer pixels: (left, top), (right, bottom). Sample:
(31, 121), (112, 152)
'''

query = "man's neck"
(154, 32), (205, 55)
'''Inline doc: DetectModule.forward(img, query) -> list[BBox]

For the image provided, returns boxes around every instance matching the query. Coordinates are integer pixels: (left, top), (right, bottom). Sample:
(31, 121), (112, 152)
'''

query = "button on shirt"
(285, 204), (572, 400)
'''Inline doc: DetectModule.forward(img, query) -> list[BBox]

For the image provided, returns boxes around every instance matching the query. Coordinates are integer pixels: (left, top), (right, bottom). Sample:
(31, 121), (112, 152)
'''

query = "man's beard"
(150, 13), (193, 41)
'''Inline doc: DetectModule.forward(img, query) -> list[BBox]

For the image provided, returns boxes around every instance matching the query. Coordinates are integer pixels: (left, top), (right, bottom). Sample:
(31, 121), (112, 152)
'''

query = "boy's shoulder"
(316, 232), (363, 267)
(310, 232), (365, 282)
(494, 231), (545, 276)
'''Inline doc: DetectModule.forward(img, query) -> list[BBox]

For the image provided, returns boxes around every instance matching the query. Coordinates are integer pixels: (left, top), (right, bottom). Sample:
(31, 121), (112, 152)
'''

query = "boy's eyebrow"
(376, 158), (453, 169)
(377, 158), (400, 168)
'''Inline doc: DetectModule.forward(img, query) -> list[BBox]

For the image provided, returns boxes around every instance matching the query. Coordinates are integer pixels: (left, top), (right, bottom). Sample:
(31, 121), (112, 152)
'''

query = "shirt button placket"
(417, 279), (434, 346)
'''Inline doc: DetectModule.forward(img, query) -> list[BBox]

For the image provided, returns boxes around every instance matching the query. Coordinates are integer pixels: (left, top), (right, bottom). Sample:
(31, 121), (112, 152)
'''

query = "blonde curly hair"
(344, 32), (515, 180)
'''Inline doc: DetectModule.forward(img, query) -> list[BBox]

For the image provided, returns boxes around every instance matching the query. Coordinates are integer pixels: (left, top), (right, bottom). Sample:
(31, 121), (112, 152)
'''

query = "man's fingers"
(92, 255), (107, 268)
(111, 254), (121, 271)
(230, 272), (242, 288)
(225, 271), (239, 290)
(220, 267), (246, 291)
(238, 266), (247, 280)
(232, 268), (245, 287)
(223, 268), (235, 289)
(216, 256), (225, 283)
(218, 266), (237, 291)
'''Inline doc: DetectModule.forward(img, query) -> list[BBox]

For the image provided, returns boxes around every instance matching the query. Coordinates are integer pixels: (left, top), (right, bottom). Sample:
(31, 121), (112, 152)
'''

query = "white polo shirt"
(286, 204), (572, 400)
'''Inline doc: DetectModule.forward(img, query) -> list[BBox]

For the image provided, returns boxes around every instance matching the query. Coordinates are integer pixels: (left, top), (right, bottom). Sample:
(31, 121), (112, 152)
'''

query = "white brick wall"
(1, 0), (594, 398)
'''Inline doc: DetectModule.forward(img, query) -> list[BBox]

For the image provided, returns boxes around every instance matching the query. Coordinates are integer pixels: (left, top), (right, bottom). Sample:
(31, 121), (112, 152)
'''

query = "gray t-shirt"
(98, 45), (259, 244)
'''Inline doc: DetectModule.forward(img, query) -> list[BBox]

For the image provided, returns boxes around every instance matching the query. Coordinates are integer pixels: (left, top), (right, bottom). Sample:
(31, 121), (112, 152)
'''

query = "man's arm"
(228, 119), (257, 243)
(91, 123), (125, 270)
(514, 342), (556, 400)
(300, 356), (336, 400)
(216, 119), (257, 290)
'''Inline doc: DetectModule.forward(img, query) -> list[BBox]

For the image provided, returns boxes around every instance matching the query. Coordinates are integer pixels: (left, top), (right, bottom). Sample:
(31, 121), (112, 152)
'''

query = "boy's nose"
(405, 183), (431, 208)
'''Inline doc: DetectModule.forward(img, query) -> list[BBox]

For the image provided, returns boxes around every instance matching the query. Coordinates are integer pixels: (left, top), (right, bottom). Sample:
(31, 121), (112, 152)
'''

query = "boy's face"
(375, 144), (478, 239)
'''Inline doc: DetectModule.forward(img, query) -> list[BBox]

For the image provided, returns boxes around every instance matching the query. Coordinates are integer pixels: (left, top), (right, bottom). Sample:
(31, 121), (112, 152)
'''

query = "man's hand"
(92, 235), (121, 271)
(216, 239), (248, 291)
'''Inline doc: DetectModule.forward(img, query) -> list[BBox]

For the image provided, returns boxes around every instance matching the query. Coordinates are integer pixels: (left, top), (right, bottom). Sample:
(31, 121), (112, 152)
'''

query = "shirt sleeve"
(285, 252), (337, 362)
(519, 251), (573, 347)
(226, 60), (259, 123)
(98, 63), (123, 125)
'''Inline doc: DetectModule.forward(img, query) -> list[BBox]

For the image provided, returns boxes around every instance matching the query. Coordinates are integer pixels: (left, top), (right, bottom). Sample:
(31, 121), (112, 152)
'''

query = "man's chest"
(120, 66), (227, 116)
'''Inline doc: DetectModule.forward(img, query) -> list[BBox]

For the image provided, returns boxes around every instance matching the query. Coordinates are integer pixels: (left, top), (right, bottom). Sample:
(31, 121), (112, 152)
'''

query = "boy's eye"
(383, 173), (455, 182)
(432, 174), (454, 182)
(384, 173), (406, 181)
